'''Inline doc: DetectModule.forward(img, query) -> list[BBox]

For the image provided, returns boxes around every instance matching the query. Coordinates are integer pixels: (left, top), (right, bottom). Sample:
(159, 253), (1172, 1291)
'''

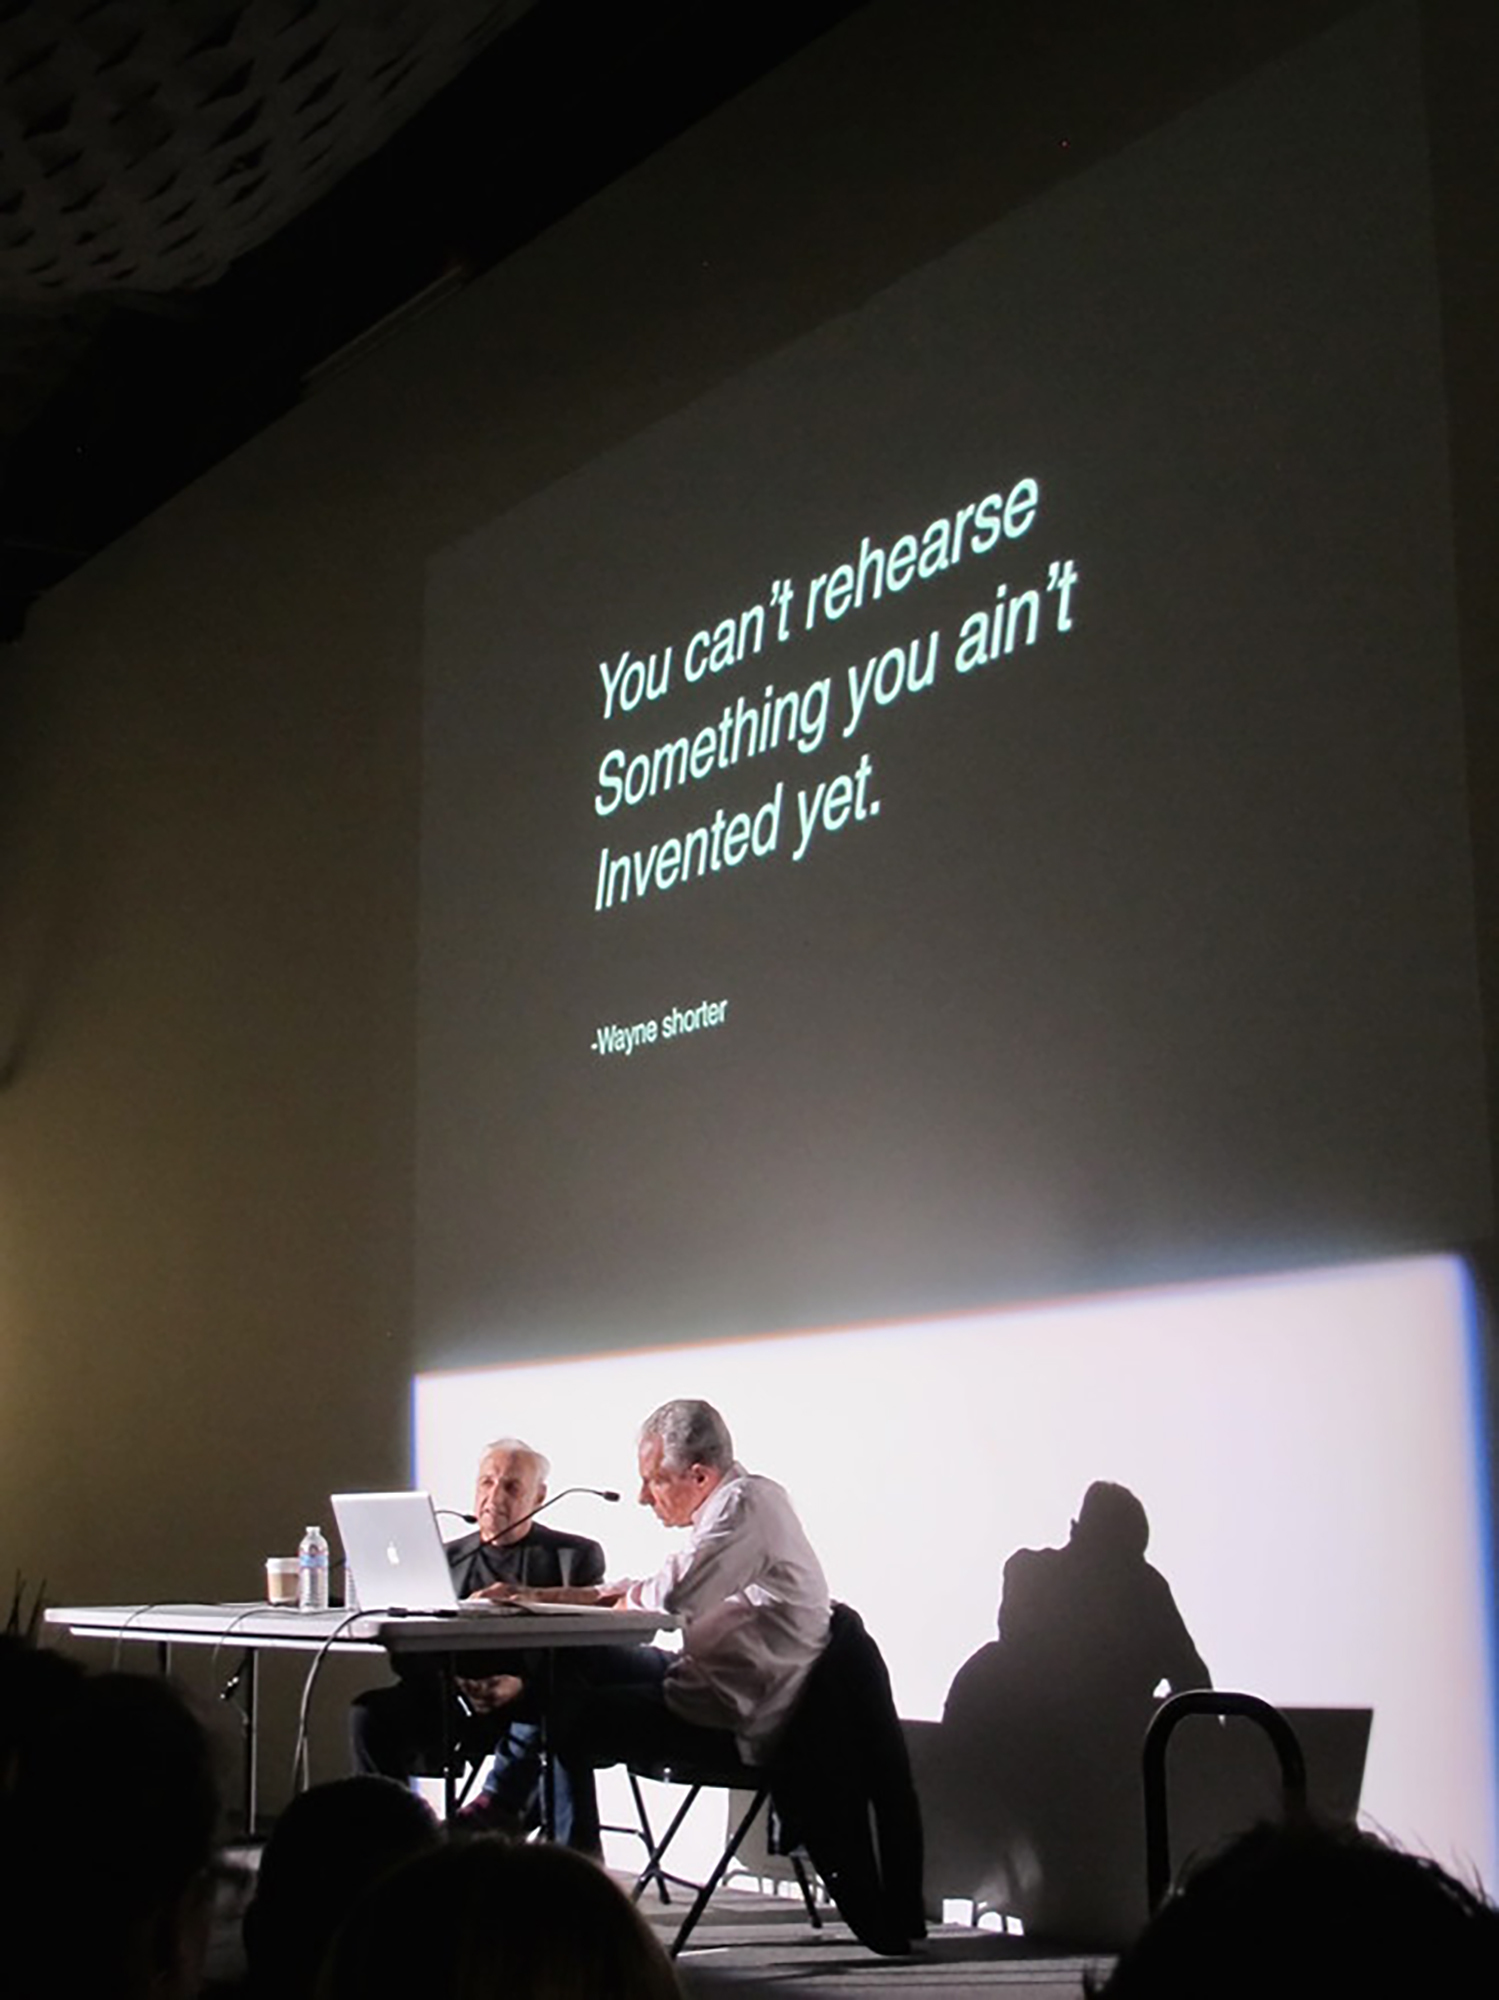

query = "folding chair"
(625, 1749), (823, 1954)
(621, 1601), (924, 1956)
(1143, 1688), (1308, 1910)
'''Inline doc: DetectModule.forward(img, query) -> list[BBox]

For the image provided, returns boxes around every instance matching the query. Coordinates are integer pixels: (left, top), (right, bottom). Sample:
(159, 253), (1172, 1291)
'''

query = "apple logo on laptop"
(385, 1542), (401, 1565)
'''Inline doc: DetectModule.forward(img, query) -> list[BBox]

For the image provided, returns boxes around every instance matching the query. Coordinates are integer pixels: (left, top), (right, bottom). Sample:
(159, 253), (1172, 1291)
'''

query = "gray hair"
(481, 1437), (551, 1484)
(639, 1400), (733, 1475)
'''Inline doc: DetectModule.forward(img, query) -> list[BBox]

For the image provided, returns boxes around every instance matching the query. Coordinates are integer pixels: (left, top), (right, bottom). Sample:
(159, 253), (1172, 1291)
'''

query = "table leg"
(243, 1650), (259, 1832)
(217, 1650), (260, 1837)
(540, 1648), (556, 1840)
(441, 1655), (458, 1823)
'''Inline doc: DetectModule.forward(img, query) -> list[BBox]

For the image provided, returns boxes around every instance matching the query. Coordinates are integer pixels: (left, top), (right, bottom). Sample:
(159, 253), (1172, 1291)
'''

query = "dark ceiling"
(0, 0), (876, 644)
(6, 0), (1485, 655)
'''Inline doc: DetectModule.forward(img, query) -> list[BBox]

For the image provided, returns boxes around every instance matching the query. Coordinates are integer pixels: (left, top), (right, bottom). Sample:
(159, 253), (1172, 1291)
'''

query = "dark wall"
(0, 0), (1492, 1799)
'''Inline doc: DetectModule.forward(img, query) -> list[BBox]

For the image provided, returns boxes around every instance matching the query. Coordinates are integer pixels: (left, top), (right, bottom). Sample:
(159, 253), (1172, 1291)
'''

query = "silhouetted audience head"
(0, 1630), (80, 1777)
(1096, 1819), (1499, 1995)
(1072, 1481), (1149, 1558)
(245, 1775), (440, 1996)
(319, 1836), (682, 2000)
(0, 1636), (220, 1999)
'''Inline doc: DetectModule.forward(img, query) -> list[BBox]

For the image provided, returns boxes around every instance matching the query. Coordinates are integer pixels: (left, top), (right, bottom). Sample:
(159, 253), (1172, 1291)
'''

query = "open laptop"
(331, 1490), (493, 1615)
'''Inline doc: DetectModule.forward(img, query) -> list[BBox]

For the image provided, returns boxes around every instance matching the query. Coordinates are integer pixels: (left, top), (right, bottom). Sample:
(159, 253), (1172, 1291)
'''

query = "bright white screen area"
(415, 1254), (1496, 1889)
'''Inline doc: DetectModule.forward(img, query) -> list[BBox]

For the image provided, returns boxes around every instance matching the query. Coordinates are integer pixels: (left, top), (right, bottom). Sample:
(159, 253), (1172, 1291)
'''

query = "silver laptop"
(331, 1490), (471, 1614)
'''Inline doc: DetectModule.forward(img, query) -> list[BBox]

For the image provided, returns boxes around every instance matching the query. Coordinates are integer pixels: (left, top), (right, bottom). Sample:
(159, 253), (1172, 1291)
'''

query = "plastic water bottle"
(298, 1524), (330, 1612)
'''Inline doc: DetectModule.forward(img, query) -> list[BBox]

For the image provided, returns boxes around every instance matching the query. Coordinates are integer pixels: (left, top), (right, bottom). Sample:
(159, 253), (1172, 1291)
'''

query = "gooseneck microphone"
(442, 1484), (621, 1547)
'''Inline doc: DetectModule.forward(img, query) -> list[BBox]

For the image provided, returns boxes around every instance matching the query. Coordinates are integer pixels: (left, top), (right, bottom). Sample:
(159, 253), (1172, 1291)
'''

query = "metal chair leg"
(668, 1787), (770, 1956)
(630, 1783), (703, 1906)
(789, 1849), (824, 1929)
(626, 1771), (673, 1905)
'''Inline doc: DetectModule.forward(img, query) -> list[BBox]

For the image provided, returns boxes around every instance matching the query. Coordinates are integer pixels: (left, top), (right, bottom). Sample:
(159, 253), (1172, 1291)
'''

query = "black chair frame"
(625, 1759), (823, 1954)
(1143, 1688), (1308, 1911)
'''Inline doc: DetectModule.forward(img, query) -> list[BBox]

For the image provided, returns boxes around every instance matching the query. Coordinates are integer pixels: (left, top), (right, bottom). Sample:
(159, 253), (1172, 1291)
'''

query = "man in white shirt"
(477, 1398), (831, 1851)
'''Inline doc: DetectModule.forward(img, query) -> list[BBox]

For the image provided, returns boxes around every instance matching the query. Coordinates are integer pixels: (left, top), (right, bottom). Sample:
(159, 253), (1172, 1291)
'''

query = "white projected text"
(591, 478), (1081, 913)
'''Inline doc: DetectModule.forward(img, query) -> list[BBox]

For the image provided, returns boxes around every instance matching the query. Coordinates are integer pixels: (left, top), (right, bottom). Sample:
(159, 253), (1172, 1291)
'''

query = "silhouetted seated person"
(938, 1481), (1209, 1944)
(319, 1836), (684, 2000)
(1093, 1818), (1499, 1995)
(0, 1637), (221, 2000)
(242, 1775), (440, 1998)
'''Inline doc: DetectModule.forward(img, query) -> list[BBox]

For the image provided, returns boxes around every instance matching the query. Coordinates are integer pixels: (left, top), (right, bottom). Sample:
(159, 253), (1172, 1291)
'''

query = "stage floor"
(645, 1881), (1108, 1999)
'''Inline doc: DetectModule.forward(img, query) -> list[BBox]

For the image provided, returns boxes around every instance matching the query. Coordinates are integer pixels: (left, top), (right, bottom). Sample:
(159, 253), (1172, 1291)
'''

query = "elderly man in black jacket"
(349, 1437), (604, 1837)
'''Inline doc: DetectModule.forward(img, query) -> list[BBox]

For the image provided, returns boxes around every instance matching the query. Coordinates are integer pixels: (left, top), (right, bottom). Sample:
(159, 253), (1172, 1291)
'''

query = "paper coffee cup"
(266, 1557), (300, 1607)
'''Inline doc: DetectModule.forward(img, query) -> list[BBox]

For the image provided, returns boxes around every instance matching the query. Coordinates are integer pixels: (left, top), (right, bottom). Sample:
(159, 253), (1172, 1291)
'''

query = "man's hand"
(466, 1581), (531, 1604)
(465, 1582), (621, 1606)
(455, 1673), (523, 1713)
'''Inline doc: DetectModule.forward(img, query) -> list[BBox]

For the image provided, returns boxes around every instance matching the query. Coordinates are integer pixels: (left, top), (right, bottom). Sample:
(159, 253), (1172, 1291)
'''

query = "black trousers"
(349, 1672), (595, 1846)
(550, 1644), (741, 1853)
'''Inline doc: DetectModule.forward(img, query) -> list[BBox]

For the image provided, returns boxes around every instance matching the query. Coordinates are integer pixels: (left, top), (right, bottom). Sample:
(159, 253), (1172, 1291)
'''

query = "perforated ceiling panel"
(0, 0), (534, 303)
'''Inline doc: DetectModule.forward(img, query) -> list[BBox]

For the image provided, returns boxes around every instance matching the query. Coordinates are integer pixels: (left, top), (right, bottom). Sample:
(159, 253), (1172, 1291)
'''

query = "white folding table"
(45, 1600), (677, 1830)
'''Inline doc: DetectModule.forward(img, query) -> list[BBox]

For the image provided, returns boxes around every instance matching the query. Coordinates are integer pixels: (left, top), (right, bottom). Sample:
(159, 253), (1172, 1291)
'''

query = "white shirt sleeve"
(613, 1477), (761, 1615)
